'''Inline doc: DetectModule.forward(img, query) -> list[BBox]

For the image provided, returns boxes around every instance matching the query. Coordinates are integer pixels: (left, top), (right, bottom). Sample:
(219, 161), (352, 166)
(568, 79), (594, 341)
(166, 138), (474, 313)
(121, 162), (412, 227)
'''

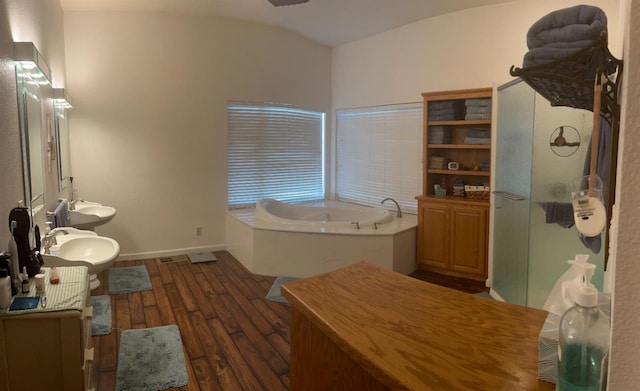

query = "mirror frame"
(16, 62), (46, 214)
(53, 88), (73, 192)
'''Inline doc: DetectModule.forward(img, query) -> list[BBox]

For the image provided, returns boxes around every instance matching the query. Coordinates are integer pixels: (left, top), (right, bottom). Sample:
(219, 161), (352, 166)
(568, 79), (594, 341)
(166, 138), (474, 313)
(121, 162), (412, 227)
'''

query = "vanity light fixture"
(13, 42), (52, 86)
(53, 88), (73, 109)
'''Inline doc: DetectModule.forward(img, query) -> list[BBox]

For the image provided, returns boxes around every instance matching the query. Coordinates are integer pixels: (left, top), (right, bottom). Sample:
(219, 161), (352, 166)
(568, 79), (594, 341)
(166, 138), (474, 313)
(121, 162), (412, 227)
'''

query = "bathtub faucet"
(381, 198), (402, 218)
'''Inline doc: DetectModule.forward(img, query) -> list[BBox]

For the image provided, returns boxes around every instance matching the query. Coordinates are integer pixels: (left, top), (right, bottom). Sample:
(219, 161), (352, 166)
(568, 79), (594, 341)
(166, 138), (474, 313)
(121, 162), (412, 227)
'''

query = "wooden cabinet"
(417, 88), (492, 280)
(0, 267), (94, 391)
(281, 262), (555, 391)
(417, 197), (488, 278)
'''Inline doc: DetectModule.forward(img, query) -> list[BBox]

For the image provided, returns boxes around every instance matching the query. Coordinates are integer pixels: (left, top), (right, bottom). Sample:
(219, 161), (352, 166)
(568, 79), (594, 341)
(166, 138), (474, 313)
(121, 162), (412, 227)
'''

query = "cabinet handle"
(492, 191), (526, 201)
(83, 306), (94, 320)
(84, 347), (94, 363)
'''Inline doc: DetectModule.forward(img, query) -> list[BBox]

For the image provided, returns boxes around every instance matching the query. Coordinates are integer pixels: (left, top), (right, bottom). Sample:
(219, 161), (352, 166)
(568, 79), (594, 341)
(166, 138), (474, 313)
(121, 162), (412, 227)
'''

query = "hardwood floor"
(90, 252), (486, 390)
(90, 251), (291, 391)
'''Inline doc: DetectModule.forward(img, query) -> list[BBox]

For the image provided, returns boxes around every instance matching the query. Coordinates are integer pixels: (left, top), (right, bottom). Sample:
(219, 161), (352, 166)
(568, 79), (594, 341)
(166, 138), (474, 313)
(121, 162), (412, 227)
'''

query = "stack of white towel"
(465, 98), (491, 120)
(464, 128), (491, 145)
(428, 101), (464, 121)
(428, 126), (450, 144)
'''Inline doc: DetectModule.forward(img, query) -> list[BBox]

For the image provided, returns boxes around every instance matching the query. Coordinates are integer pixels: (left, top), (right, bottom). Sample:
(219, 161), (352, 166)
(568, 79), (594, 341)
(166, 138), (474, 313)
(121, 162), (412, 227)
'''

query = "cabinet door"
(450, 205), (488, 277)
(417, 201), (450, 269)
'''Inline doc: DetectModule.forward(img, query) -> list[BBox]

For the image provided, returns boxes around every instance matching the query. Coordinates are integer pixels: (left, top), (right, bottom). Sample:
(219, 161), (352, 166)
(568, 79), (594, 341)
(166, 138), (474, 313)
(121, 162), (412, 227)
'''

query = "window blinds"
(227, 102), (325, 208)
(336, 103), (422, 214)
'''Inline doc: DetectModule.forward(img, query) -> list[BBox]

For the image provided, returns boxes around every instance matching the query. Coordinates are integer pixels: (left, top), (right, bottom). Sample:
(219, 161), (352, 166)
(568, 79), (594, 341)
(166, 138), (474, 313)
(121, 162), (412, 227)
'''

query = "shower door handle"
(492, 191), (527, 201)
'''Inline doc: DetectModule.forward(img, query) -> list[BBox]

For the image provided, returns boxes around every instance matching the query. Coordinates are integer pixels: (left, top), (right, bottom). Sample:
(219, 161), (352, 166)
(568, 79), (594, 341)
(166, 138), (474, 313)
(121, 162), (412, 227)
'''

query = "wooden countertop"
(281, 262), (554, 391)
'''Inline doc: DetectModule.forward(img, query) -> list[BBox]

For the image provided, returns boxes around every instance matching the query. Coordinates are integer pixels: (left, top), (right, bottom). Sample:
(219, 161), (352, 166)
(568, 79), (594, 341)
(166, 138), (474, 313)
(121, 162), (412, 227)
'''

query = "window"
(336, 103), (422, 214)
(227, 101), (325, 208)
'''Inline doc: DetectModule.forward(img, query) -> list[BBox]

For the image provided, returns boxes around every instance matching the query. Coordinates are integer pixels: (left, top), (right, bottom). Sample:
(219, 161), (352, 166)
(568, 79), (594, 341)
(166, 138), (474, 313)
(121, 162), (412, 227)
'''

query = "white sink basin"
(41, 228), (120, 290)
(68, 201), (116, 230)
(57, 236), (119, 264)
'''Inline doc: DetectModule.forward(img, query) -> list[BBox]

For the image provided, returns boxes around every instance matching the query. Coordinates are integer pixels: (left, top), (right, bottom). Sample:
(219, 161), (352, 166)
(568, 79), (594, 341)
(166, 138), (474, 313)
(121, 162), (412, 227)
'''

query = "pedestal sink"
(68, 201), (116, 230)
(41, 227), (120, 290)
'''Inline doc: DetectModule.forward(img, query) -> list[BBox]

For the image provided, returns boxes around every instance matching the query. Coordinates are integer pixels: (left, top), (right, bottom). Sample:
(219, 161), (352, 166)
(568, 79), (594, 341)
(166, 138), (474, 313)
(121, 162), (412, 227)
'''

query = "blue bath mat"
(266, 276), (299, 303)
(116, 325), (188, 391)
(108, 265), (152, 294)
(90, 295), (112, 336)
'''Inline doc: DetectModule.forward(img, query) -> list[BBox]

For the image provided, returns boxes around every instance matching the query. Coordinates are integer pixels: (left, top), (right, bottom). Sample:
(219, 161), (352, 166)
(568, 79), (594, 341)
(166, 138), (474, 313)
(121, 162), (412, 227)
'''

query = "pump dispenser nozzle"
(568, 257), (598, 307)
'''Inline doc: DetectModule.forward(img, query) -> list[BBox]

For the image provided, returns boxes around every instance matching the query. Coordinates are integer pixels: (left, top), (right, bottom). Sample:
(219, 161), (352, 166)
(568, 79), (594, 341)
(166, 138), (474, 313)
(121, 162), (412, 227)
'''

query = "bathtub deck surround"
(226, 199), (418, 278)
(282, 262), (554, 390)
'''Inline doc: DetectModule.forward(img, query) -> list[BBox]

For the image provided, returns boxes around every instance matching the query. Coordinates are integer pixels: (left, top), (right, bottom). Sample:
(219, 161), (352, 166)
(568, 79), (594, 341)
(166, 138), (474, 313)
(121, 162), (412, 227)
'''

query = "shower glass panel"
(493, 79), (605, 309)
(493, 79), (534, 306)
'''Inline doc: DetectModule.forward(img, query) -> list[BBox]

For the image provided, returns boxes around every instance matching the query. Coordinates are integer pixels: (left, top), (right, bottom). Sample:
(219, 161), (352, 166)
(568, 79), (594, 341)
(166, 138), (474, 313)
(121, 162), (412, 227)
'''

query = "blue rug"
(90, 295), (112, 336)
(266, 276), (299, 303)
(116, 325), (188, 391)
(108, 265), (152, 294)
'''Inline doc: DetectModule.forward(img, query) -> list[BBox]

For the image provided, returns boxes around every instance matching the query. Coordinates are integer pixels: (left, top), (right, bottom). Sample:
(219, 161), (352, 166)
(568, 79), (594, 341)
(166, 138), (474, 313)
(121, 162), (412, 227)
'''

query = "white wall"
(332, 0), (621, 108)
(63, 11), (332, 258)
(609, 0), (640, 387)
(0, 0), (70, 248)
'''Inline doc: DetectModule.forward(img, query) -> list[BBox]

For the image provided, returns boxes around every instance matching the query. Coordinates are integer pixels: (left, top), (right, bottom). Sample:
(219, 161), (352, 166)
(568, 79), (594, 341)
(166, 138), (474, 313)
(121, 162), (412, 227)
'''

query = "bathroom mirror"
(53, 89), (73, 191)
(16, 63), (46, 214)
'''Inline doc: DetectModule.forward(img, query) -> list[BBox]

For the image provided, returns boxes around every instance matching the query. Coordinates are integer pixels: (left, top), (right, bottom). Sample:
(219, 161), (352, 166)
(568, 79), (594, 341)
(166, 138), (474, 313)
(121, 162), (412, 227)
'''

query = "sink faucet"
(381, 198), (402, 218)
(42, 229), (69, 254)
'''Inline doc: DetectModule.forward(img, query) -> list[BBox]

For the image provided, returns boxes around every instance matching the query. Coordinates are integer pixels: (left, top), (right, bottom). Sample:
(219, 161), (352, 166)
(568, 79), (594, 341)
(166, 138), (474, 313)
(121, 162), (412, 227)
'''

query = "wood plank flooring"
(90, 251), (291, 391)
(90, 251), (486, 390)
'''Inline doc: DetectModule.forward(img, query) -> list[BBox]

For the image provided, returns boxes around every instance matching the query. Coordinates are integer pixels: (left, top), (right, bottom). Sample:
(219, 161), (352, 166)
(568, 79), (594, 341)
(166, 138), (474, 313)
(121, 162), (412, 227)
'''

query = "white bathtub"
(256, 198), (393, 229)
(226, 199), (417, 278)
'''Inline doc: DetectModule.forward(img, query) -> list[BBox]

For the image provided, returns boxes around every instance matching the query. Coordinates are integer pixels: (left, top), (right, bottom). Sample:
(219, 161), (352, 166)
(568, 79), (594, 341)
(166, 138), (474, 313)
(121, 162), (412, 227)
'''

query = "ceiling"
(59, 0), (513, 47)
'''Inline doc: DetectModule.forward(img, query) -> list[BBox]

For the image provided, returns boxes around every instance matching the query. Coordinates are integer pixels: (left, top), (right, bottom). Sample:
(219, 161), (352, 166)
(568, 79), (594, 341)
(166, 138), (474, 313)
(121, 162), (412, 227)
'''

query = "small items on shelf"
(465, 185), (490, 200)
(452, 179), (465, 197)
(429, 156), (447, 169)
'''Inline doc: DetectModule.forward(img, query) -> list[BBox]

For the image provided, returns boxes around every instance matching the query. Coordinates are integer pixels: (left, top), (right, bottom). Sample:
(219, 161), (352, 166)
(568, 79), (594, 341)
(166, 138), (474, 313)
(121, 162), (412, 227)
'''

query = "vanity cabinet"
(417, 197), (488, 278)
(417, 88), (492, 280)
(0, 267), (94, 391)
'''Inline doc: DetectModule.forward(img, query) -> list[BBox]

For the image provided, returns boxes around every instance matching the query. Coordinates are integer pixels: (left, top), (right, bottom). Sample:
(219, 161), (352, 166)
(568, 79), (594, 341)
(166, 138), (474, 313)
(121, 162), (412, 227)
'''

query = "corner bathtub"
(225, 199), (417, 278)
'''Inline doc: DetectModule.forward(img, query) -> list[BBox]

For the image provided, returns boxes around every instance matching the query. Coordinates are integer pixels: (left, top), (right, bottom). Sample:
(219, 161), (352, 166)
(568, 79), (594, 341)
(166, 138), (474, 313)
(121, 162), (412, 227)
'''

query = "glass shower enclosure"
(492, 79), (604, 309)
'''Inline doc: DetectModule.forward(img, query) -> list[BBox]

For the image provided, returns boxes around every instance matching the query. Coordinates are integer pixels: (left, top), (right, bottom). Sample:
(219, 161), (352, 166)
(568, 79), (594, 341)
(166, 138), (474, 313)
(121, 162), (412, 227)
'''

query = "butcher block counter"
(281, 262), (554, 391)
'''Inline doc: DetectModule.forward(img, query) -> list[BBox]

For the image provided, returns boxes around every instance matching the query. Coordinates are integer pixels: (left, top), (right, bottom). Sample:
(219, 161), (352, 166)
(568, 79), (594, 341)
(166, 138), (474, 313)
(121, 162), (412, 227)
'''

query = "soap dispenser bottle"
(557, 260), (609, 391)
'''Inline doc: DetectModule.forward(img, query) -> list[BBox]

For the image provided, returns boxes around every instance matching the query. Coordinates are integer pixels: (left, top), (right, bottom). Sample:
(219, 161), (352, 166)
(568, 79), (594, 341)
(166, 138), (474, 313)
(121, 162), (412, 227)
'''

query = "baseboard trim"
(117, 244), (226, 261)
(489, 288), (506, 302)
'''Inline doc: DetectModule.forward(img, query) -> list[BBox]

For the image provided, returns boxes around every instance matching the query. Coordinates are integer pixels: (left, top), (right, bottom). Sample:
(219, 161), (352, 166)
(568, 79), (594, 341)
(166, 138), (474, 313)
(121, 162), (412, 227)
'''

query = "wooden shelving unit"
(417, 87), (492, 280)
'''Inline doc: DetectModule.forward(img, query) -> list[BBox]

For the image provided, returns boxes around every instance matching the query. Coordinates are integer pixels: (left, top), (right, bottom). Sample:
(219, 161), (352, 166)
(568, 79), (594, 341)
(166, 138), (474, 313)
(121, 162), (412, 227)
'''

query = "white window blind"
(227, 101), (325, 208)
(336, 103), (422, 214)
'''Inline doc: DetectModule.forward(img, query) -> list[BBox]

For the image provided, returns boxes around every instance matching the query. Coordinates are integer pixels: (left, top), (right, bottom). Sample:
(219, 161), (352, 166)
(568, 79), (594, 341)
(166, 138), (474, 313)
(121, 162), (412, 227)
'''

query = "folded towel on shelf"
(430, 113), (461, 121)
(523, 4), (607, 68)
(429, 108), (458, 114)
(429, 101), (461, 110)
(464, 137), (491, 145)
(465, 98), (491, 107)
(466, 106), (491, 114)
(465, 113), (491, 120)
(465, 129), (490, 138)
